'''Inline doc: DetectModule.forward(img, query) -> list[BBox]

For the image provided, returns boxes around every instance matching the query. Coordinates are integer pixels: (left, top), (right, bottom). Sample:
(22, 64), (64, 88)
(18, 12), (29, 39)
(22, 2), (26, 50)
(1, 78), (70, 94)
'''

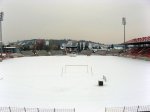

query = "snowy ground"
(0, 56), (150, 112)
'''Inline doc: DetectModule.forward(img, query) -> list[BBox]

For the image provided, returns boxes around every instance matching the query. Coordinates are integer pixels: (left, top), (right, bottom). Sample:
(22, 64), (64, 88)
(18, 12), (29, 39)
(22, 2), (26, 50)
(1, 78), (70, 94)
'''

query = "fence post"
(74, 108), (75, 112)
(24, 107), (26, 112)
(54, 108), (55, 112)
(123, 106), (125, 112)
(105, 107), (106, 112)
(137, 105), (139, 112)
(8, 107), (11, 112)
(37, 108), (40, 112)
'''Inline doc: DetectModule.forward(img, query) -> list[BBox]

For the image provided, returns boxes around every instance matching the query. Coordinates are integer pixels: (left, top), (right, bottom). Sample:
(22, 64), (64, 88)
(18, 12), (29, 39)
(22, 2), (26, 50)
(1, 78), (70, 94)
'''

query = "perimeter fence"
(105, 105), (150, 112)
(0, 107), (75, 112)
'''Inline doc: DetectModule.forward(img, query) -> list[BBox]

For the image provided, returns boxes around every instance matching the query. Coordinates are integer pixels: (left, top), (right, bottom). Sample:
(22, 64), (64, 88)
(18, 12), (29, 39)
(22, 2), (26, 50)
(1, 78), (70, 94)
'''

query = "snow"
(0, 56), (150, 112)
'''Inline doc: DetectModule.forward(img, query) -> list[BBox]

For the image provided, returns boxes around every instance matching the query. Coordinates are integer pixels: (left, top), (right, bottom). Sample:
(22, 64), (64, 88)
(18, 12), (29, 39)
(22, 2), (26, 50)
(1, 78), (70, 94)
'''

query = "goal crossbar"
(65, 65), (88, 66)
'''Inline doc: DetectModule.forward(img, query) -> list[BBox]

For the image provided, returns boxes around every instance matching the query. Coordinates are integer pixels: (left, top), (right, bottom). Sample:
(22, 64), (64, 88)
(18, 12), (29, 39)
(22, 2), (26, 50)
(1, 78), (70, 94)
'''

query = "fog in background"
(0, 0), (150, 44)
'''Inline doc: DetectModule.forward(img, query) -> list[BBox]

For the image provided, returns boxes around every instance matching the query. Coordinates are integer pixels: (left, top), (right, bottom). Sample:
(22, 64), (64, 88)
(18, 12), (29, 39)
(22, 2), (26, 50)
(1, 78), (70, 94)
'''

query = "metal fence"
(105, 105), (150, 112)
(0, 107), (75, 112)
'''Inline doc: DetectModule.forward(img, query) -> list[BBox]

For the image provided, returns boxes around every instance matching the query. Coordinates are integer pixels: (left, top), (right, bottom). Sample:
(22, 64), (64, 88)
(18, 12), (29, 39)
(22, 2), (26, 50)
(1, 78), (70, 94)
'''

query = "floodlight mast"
(0, 12), (4, 58)
(122, 17), (126, 51)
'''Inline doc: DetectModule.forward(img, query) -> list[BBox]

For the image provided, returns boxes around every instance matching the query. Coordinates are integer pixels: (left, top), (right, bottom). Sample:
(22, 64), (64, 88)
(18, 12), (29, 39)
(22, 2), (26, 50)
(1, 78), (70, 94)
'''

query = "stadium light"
(122, 17), (126, 51)
(0, 12), (4, 58)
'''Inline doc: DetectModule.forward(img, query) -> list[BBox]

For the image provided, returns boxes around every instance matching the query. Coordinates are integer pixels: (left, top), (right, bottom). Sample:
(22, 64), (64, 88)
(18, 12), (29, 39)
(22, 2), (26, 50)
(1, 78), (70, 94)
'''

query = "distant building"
(65, 41), (78, 53)
(88, 42), (101, 50)
(45, 40), (49, 46)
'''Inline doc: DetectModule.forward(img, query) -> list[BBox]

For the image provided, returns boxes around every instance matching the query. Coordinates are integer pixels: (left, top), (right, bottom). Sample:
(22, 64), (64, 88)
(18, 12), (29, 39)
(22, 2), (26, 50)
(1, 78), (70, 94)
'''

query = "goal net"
(64, 65), (89, 74)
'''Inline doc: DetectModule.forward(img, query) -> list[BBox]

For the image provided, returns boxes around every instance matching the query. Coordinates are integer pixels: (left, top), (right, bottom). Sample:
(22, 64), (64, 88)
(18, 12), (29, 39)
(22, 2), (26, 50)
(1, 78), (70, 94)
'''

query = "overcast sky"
(0, 0), (150, 44)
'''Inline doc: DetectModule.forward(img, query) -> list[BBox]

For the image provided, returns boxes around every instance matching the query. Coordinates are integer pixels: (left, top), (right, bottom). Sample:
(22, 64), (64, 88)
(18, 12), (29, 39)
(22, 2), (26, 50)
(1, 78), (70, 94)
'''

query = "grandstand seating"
(124, 47), (150, 58)
(143, 48), (150, 57)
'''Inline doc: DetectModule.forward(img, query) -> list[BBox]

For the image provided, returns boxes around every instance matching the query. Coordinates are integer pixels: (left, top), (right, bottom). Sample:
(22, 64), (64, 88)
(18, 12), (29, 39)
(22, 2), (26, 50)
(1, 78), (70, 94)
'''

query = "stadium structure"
(123, 36), (150, 59)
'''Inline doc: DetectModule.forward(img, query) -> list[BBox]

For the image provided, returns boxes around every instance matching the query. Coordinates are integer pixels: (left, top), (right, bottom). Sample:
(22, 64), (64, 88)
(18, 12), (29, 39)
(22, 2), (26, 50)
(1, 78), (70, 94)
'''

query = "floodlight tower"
(0, 12), (4, 58)
(122, 17), (126, 51)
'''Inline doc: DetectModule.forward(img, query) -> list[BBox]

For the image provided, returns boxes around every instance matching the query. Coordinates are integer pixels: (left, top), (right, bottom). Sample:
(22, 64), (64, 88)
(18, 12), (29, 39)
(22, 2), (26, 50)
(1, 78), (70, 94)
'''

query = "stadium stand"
(121, 36), (150, 60)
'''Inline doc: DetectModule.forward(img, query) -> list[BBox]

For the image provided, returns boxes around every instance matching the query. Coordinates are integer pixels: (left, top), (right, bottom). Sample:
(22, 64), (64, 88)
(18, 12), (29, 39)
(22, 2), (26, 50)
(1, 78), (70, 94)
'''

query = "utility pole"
(122, 17), (126, 51)
(0, 12), (4, 58)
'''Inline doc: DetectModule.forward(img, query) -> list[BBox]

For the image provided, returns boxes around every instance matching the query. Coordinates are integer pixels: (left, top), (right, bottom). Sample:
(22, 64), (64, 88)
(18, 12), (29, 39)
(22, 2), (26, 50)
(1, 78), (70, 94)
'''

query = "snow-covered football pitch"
(0, 56), (150, 112)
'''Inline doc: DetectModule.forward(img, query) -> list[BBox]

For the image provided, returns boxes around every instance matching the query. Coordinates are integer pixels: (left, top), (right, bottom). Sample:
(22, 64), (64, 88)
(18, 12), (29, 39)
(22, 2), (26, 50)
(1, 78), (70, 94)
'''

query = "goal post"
(64, 64), (89, 73)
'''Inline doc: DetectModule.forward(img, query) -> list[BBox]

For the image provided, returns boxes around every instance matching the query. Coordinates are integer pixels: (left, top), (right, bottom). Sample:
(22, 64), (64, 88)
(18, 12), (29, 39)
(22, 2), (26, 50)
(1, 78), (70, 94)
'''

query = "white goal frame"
(64, 64), (89, 73)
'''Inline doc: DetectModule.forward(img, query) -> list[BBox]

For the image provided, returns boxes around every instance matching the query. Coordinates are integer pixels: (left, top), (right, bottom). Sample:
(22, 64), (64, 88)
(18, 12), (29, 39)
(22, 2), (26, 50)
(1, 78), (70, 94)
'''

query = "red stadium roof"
(126, 36), (150, 44)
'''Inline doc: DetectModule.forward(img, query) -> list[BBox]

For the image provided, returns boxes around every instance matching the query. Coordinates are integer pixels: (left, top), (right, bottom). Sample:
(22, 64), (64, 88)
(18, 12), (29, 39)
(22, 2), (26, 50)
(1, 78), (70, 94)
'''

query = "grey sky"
(0, 0), (150, 44)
